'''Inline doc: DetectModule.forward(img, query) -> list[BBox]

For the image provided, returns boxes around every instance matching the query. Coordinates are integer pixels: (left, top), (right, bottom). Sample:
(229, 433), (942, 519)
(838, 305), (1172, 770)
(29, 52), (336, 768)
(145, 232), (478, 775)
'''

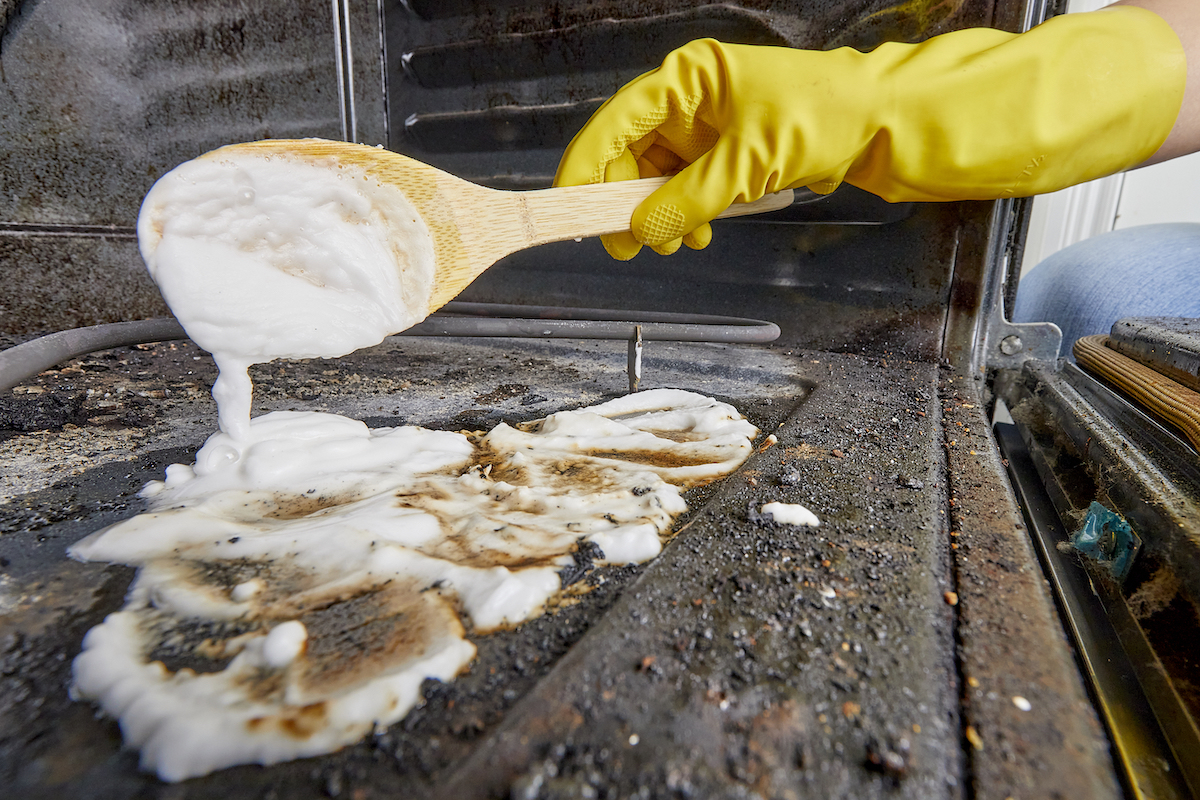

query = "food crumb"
(965, 725), (984, 751)
(760, 502), (820, 528)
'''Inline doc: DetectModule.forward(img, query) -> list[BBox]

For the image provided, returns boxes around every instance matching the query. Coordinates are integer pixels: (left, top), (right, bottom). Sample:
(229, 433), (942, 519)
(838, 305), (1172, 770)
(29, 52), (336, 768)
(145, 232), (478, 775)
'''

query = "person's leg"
(1013, 223), (1200, 355)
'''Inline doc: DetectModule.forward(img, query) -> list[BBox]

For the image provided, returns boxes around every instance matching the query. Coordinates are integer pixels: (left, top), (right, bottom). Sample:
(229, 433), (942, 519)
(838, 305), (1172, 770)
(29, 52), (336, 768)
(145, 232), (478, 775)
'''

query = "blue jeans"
(1013, 223), (1200, 357)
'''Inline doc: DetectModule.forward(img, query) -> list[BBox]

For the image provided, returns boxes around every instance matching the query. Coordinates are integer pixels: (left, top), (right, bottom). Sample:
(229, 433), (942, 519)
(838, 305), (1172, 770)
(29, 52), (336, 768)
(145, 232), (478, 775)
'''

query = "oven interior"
(1, 1), (1198, 799)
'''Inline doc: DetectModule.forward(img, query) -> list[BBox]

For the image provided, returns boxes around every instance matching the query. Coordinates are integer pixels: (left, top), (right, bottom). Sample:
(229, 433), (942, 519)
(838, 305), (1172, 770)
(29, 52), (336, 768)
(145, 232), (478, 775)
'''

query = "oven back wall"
(0, 0), (386, 335)
(0, 0), (1013, 354)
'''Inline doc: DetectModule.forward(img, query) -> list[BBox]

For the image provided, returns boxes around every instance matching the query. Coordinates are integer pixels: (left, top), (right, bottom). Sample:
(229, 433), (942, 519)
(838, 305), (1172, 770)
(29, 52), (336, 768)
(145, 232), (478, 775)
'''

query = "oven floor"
(0, 336), (1116, 799)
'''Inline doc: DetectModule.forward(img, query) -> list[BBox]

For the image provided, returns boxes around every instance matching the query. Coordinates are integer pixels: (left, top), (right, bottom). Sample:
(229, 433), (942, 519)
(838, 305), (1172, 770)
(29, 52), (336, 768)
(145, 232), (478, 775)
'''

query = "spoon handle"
(514, 180), (795, 248)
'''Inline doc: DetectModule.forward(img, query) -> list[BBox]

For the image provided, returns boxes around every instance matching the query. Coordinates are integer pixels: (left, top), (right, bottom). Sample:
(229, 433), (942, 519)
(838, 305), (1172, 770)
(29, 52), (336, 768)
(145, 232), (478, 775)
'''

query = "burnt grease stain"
(384, 440), (676, 570)
(464, 439), (527, 484)
(235, 667), (287, 705)
(178, 557), (324, 607)
(585, 447), (726, 470)
(246, 701), (329, 740)
(298, 582), (460, 697)
(144, 609), (264, 676)
(239, 490), (365, 520)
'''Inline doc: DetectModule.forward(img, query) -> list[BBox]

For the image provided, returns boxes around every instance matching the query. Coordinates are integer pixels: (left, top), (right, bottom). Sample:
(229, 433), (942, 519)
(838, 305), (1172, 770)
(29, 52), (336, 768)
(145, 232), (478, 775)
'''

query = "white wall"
(1113, 156), (1200, 230)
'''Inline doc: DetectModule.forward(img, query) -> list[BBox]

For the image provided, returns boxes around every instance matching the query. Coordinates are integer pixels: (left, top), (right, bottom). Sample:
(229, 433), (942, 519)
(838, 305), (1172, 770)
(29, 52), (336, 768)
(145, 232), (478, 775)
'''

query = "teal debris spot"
(1069, 501), (1140, 582)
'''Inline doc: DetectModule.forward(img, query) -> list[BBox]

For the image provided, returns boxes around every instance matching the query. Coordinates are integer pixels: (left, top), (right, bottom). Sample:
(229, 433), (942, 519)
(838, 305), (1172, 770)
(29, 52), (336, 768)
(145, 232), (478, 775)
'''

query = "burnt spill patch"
(67, 390), (758, 780)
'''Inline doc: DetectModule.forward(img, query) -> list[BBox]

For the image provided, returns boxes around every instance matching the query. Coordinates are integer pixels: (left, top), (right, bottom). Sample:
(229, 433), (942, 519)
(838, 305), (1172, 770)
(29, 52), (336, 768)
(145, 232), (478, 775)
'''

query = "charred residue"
(943, 367), (1122, 798)
(559, 539), (605, 588)
(144, 612), (264, 675)
(299, 582), (455, 698)
(584, 447), (728, 471)
(179, 556), (324, 610)
(473, 382), (529, 406)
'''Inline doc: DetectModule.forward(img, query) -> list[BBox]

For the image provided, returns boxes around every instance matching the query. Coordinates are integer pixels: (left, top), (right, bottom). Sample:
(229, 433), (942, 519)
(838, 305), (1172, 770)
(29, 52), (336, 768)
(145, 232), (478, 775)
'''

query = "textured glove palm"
(554, 6), (1186, 260)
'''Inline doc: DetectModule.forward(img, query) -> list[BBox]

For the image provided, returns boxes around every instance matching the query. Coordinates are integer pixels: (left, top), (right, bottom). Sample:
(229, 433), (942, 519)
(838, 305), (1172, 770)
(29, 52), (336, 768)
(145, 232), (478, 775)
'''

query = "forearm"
(1114, 0), (1200, 163)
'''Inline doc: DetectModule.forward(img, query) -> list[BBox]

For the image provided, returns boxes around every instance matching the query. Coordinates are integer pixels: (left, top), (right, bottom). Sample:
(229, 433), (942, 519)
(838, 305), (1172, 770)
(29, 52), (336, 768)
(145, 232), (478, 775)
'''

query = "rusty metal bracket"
(976, 200), (1063, 372)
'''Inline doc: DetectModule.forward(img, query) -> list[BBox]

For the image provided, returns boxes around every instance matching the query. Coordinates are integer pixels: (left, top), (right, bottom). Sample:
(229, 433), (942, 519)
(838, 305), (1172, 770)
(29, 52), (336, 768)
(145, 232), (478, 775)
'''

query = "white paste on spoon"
(138, 151), (436, 438)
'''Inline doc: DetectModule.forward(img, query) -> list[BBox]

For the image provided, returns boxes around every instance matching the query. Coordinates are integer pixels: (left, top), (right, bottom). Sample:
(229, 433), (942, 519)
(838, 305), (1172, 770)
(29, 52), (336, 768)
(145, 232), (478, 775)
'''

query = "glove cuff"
(846, 6), (1188, 202)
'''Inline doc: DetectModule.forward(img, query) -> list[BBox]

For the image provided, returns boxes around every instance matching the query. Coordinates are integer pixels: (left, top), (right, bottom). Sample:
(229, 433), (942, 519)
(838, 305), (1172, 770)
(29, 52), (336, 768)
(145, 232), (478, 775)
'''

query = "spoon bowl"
(196, 139), (795, 312)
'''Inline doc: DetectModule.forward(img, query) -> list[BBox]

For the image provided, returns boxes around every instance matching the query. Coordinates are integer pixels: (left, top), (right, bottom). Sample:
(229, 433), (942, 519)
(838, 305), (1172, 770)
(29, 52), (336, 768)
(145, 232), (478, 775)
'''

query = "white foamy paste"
(761, 501), (820, 527)
(71, 390), (757, 781)
(137, 149), (436, 439)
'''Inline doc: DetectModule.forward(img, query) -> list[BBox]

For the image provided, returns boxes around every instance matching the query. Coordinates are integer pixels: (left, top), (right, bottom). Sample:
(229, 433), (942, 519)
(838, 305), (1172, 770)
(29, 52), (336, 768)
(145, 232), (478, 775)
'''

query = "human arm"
(555, 5), (1188, 260)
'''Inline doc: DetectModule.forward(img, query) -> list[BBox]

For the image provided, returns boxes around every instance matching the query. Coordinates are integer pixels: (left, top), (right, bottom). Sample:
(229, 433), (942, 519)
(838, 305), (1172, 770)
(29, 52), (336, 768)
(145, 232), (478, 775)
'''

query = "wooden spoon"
(206, 139), (794, 311)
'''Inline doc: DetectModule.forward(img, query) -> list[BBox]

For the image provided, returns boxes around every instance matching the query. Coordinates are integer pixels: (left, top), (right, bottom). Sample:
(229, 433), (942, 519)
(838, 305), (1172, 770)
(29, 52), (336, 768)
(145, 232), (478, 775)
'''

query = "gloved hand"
(554, 6), (1186, 260)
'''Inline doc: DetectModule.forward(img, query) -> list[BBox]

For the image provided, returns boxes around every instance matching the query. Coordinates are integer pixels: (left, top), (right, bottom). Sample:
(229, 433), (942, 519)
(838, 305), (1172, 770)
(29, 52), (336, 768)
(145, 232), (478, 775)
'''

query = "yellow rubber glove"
(554, 6), (1186, 260)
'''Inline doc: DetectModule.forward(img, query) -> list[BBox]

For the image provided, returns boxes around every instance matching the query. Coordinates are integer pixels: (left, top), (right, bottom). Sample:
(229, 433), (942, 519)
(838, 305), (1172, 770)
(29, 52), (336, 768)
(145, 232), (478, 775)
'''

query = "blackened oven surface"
(1, 335), (960, 798)
(0, 328), (1122, 799)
